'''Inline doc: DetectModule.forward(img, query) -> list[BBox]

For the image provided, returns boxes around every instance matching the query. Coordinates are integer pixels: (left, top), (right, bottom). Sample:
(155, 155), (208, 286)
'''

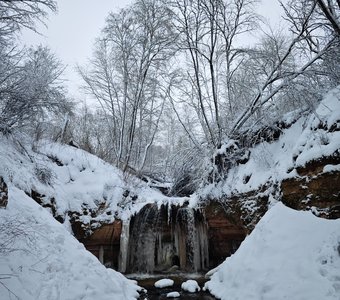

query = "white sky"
(20, 0), (134, 101)
(20, 0), (283, 103)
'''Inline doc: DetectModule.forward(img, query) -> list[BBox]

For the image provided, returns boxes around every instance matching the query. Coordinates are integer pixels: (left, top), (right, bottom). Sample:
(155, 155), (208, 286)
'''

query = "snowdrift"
(204, 202), (340, 300)
(0, 187), (140, 300)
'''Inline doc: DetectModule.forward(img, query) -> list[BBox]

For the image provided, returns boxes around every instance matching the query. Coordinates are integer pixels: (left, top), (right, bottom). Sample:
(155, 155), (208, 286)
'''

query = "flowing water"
(127, 274), (217, 300)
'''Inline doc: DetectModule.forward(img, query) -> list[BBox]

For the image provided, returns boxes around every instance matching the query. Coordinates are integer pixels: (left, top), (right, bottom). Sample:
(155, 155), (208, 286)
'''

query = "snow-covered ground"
(204, 202), (340, 300)
(0, 187), (141, 300)
(0, 87), (339, 299)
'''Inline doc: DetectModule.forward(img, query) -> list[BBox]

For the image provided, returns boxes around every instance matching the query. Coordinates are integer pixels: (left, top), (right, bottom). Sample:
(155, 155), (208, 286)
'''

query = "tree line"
(0, 0), (339, 191)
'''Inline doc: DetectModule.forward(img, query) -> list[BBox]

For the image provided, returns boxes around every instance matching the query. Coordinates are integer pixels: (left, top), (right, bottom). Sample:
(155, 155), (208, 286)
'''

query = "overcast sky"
(21, 0), (134, 102)
(20, 0), (283, 103)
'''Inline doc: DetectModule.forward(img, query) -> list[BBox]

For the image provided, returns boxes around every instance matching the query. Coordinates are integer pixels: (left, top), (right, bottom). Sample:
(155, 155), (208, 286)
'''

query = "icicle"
(122, 203), (209, 274)
(118, 219), (130, 273)
(99, 245), (104, 264)
(127, 204), (158, 273)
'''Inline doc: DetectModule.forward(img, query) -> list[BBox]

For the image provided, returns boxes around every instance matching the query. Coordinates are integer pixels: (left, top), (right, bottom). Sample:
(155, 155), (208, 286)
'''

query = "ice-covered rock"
(166, 291), (180, 298)
(154, 279), (174, 288)
(181, 280), (201, 293)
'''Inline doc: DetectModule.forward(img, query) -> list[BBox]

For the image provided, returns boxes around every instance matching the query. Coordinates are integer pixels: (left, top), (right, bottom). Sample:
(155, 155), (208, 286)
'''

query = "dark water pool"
(127, 274), (217, 300)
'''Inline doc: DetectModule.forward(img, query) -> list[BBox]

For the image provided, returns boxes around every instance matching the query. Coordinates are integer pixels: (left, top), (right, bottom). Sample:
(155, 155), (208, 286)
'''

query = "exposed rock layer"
(0, 176), (8, 208)
(80, 202), (246, 273)
(77, 154), (339, 273)
(282, 154), (340, 219)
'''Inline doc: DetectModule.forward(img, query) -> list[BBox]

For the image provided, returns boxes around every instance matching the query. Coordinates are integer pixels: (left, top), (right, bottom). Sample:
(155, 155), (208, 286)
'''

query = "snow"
(0, 87), (339, 299)
(0, 136), (188, 228)
(181, 279), (201, 293)
(197, 86), (340, 202)
(0, 186), (141, 300)
(204, 202), (340, 300)
(166, 291), (181, 298)
(323, 164), (340, 173)
(154, 279), (174, 288)
(39, 141), (172, 221)
(0, 133), (198, 299)
(314, 87), (340, 127)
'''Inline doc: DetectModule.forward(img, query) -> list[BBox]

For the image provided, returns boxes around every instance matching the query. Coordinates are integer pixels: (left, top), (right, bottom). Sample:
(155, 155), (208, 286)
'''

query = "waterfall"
(127, 204), (159, 273)
(120, 204), (209, 274)
(175, 207), (209, 272)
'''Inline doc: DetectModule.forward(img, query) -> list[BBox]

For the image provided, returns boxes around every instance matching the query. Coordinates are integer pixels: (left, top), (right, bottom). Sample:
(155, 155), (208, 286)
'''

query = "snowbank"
(204, 203), (340, 300)
(0, 187), (140, 300)
(0, 134), (187, 299)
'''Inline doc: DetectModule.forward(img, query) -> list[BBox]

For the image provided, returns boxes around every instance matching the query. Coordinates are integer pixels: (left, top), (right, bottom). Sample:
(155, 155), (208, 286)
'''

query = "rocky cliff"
(78, 88), (340, 272)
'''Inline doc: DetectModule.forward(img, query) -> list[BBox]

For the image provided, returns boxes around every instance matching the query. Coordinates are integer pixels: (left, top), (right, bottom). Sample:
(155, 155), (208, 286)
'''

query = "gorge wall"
(75, 152), (339, 274)
(281, 152), (340, 219)
(77, 202), (246, 273)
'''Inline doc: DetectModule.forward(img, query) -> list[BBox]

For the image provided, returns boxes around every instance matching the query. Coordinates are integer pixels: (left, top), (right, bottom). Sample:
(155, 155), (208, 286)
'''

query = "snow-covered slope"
(0, 136), (185, 230)
(200, 87), (340, 199)
(0, 186), (141, 300)
(0, 135), (185, 299)
(204, 203), (340, 300)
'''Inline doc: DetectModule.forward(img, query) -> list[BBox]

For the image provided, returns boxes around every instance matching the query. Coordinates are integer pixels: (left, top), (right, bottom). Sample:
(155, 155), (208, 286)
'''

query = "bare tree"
(79, 0), (176, 173)
(315, 0), (340, 35)
(0, 0), (56, 38)
(0, 0), (73, 138)
(230, 0), (339, 134)
(0, 46), (72, 133)
(171, 0), (259, 147)
(0, 214), (39, 299)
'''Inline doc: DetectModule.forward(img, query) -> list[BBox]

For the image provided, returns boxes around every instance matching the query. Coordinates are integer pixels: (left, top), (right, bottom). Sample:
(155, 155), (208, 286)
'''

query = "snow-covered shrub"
(0, 215), (38, 255)
(169, 146), (211, 196)
(211, 139), (250, 182)
(34, 164), (54, 185)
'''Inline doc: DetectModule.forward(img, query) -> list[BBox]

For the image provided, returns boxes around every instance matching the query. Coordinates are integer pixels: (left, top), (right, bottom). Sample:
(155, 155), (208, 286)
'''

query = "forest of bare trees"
(0, 0), (339, 193)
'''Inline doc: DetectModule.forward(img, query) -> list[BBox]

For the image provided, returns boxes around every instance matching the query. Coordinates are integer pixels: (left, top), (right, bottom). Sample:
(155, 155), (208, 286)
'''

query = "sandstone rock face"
(0, 176), (8, 208)
(282, 155), (340, 219)
(74, 154), (340, 273)
(80, 202), (247, 273)
(204, 201), (247, 267)
(80, 221), (122, 268)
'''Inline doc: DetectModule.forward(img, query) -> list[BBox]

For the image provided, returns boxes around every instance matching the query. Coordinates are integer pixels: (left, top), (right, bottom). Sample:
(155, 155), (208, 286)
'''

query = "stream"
(127, 273), (217, 300)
